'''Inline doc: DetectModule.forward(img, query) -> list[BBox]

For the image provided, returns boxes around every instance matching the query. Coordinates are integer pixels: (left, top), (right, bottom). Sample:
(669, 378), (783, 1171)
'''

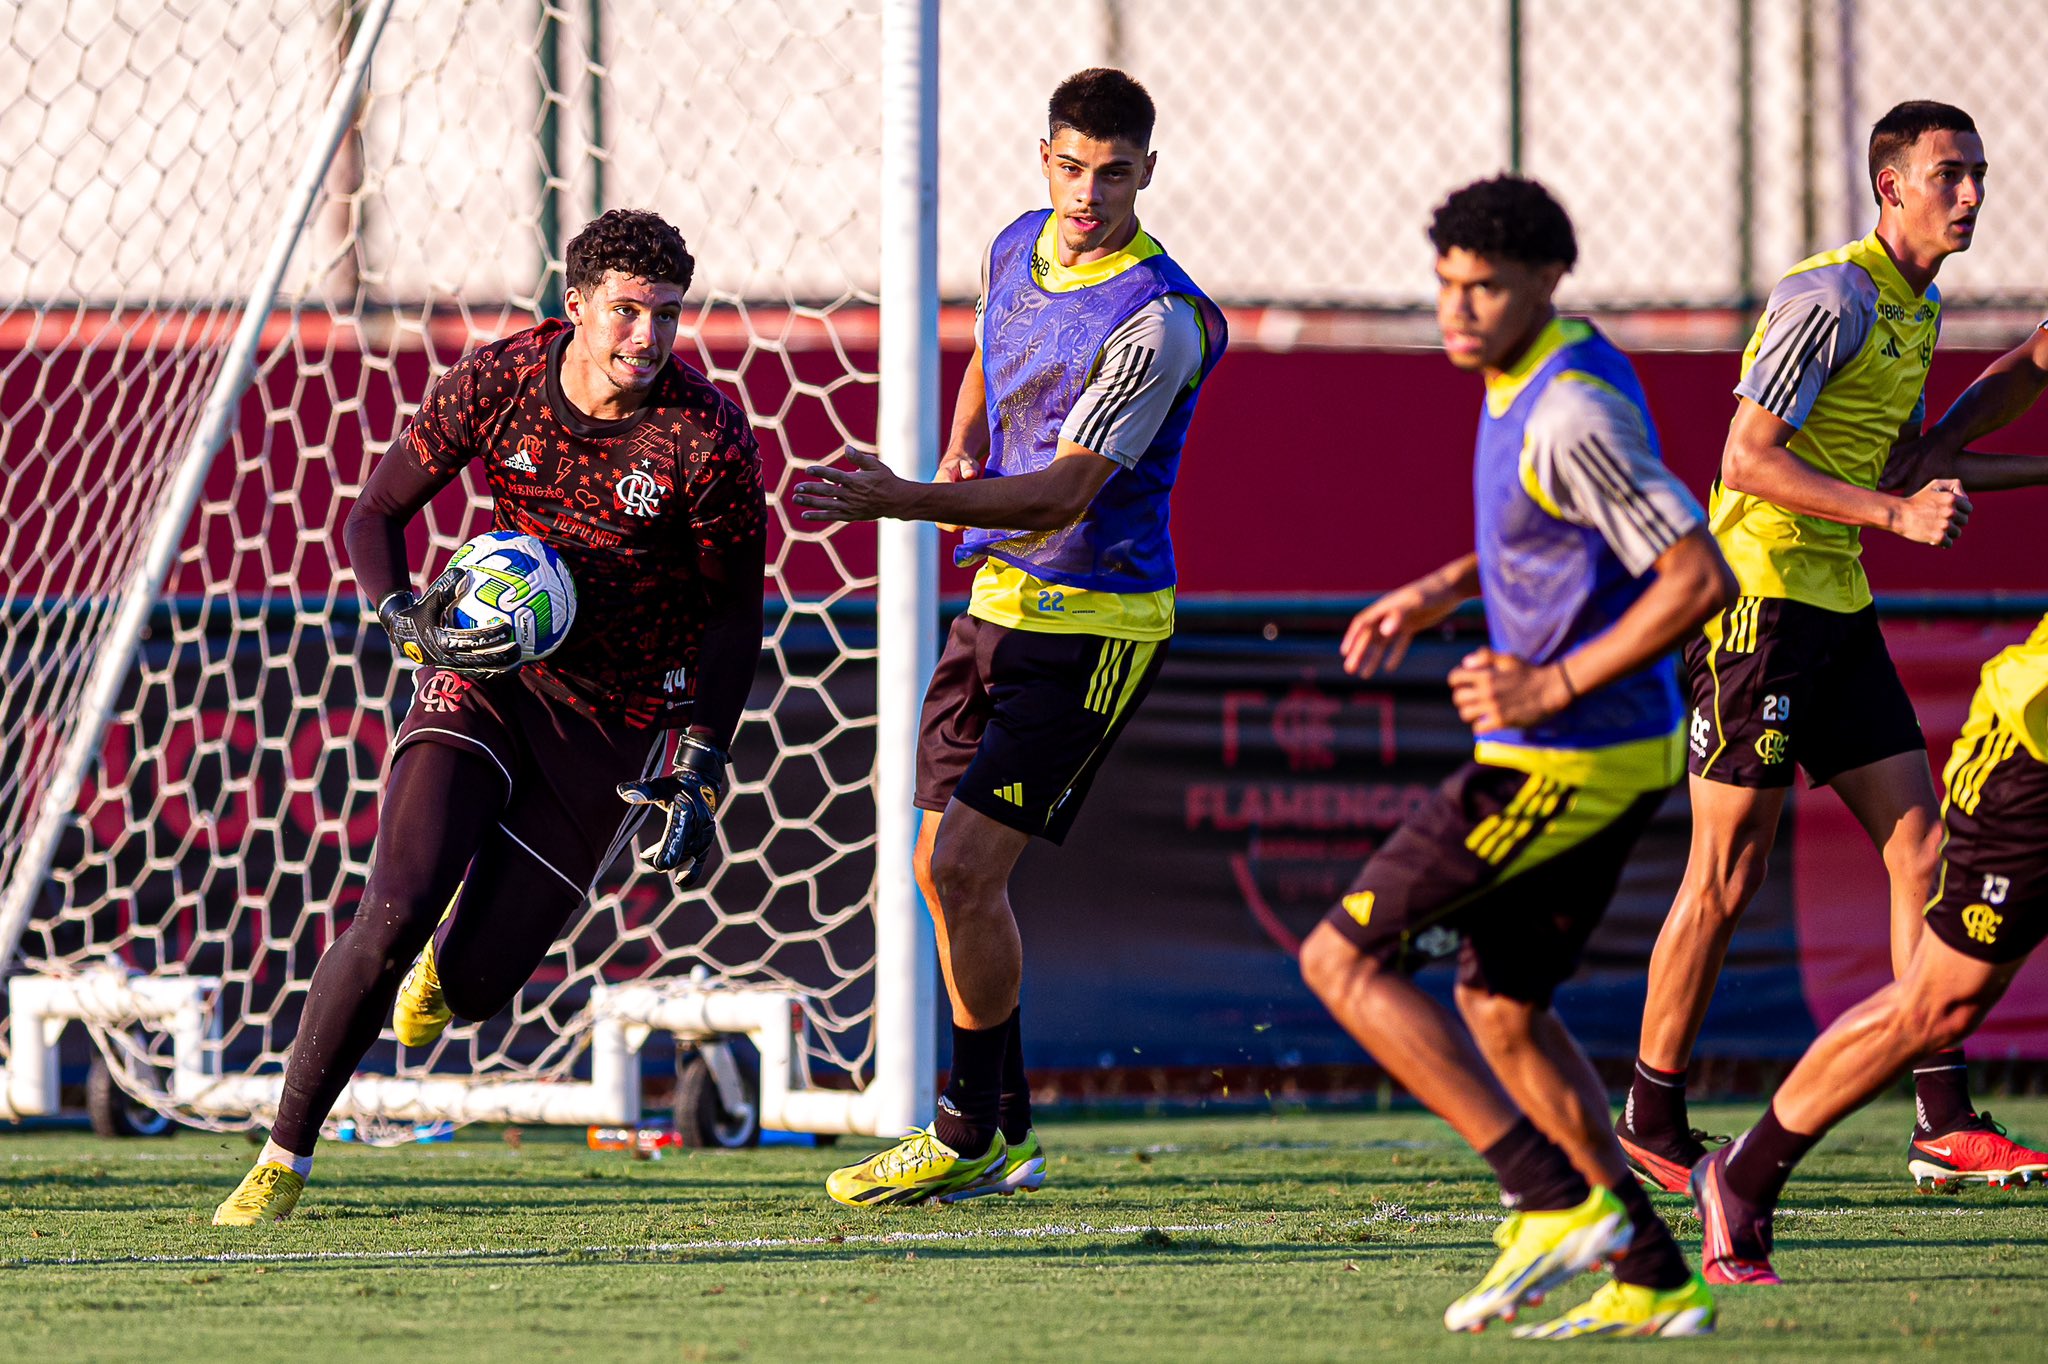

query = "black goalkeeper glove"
(377, 566), (520, 675)
(617, 732), (728, 888)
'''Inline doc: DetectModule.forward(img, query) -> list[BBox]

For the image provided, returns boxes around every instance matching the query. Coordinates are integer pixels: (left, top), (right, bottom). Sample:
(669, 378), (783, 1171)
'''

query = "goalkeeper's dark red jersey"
(356, 320), (766, 728)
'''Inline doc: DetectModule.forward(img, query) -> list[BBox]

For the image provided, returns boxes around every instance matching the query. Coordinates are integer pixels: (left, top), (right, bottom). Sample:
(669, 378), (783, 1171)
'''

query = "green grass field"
(4, 1099), (2046, 1362)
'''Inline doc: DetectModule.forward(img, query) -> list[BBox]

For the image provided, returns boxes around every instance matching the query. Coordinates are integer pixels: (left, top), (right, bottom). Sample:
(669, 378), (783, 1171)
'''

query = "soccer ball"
(442, 531), (577, 662)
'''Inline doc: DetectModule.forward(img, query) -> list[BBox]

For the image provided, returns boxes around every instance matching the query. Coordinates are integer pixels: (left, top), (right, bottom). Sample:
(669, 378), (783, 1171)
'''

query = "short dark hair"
(1427, 175), (1578, 271)
(1048, 68), (1155, 148)
(565, 209), (695, 295)
(1868, 101), (1978, 204)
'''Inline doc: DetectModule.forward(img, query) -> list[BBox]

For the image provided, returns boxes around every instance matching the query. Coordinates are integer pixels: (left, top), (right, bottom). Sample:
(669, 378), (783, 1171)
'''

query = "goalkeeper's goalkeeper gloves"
(617, 731), (728, 888)
(377, 566), (520, 674)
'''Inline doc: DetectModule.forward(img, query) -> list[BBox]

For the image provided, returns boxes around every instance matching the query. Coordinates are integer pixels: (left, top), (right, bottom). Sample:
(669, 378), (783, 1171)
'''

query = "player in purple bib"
(796, 69), (1225, 1206)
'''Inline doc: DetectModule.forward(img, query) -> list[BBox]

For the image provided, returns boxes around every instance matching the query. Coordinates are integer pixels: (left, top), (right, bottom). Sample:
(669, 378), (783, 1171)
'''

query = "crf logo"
(1754, 728), (1788, 765)
(1962, 902), (2003, 945)
(417, 671), (473, 713)
(614, 469), (672, 518)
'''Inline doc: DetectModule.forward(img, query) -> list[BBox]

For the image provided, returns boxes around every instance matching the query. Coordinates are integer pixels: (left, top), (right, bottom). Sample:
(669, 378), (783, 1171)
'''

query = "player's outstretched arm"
(1892, 327), (2048, 492)
(1450, 528), (1735, 734)
(1339, 553), (1479, 678)
(1723, 397), (1971, 546)
(792, 441), (1115, 530)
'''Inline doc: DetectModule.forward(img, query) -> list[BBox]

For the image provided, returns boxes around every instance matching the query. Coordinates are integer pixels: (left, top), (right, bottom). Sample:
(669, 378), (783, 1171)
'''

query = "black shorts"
(1924, 705), (2048, 965)
(914, 612), (1166, 843)
(1685, 596), (1924, 788)
(1321, 761), (1667, 1006)
(394, 668), (668, 895)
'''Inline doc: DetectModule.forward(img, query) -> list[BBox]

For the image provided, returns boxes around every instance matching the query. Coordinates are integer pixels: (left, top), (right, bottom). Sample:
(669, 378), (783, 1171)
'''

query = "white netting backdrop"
(0, 0), (889, 1125)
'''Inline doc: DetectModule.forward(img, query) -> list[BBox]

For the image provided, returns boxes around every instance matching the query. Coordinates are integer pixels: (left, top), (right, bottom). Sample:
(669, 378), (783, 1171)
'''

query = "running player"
(1616, 101), (2048, 1198)
(1694, 323), (2048, 1282)
(1302, 175), (1733, 1338)
(791, 69), (1226, 1206)
(213, 210), (767, 1224)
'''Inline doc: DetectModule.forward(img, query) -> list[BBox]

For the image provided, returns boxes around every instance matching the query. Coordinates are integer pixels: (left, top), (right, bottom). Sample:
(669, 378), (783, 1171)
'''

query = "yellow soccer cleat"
(1443, 1187), (1634, 1334)
(393, 940), (452, 1048)
(212, 1162), (306, 1226)
(936, 1127), (1047, 1204)
(1511, 1273), (1717, 1340)
(826, 1126), (1008, 1209)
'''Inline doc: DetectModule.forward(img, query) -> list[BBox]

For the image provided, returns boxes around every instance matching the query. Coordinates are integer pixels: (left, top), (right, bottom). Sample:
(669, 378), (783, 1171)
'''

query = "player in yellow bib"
(1619, 101), (2048, 1202)
(1692, 327), (2048, 1282)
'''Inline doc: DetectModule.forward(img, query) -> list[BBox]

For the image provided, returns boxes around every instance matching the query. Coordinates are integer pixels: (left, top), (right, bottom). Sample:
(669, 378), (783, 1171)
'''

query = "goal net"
(0, 0), (935, 1136)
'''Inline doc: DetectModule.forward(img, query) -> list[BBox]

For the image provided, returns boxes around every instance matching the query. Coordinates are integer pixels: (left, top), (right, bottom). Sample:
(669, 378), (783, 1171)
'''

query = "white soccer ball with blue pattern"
(443, 531), (577, 662)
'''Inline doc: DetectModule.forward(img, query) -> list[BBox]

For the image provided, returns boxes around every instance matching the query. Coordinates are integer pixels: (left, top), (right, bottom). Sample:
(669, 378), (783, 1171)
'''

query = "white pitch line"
(9, 1222), (1237, 1270)
(12, 1199), (2011, 1271)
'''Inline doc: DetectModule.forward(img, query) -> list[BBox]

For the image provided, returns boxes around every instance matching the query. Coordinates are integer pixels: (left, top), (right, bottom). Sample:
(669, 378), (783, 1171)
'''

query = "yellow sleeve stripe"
(1518, 437), (1566, 519)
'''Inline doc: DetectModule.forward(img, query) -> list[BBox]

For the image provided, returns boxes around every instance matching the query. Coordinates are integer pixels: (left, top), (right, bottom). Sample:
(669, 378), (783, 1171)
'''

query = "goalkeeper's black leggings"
(270, 741), (588, 1156)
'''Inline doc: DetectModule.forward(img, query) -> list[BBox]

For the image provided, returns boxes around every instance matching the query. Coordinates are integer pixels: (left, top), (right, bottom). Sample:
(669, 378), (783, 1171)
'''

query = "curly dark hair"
(1048, 68), (1155, 147)
(1426, 175), (1578, 271)
(564, 209), (695, 295)
(1868, 100), (1977, 205)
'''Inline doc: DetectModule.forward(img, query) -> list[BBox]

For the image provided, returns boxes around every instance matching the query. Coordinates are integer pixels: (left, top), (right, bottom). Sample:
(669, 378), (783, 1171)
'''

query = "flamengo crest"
(614, 468), (672, 518)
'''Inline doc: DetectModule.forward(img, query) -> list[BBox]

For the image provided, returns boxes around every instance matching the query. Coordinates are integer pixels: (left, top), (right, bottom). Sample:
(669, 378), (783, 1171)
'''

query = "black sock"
(995, 1007), (1032, 1145)
(1912, 1049), (1975, 1137)
(932, 1017), (1007, 1159)
(1622, 1058), (1690, 1144)
(1607, 1178), (1693, 1290)
(1722, 1102), (1820, 1208)
(1480, 1117), (1590, 1212)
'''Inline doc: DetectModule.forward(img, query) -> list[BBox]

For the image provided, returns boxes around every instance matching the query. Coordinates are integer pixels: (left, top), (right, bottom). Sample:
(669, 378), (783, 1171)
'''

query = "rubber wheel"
(86, 1055), (175, 1138)
(673, 1046), (760, 1148)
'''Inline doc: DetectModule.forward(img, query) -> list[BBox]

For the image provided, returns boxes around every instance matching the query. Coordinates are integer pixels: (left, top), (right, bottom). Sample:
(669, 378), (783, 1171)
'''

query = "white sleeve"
(972, 233), (993, 350)
(1733, 264), (1875, 428)
(1056, 294), (1206, 468)
(1523, 379), (1704, 577)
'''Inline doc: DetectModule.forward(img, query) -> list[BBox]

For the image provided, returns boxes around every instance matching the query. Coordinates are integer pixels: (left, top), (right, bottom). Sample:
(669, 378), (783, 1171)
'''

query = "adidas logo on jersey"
(503, 440), (544, 477)
(1880, 335), (1902, 359)
(994, 782), (1024, 806)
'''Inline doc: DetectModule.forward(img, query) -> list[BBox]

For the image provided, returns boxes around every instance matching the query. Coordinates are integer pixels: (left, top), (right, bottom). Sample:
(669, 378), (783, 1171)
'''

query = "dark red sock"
(1622, 1058), (1690, 1143)
(1607, 1177), (1693, 1290)
(1912, 1049), (1975, 1137)
(1480, 1117), (1590, 1212)
(1722, 1102), (1820, 1208)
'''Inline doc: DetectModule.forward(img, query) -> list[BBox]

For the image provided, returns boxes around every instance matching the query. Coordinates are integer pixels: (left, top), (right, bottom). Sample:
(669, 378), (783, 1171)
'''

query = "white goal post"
(0, 0), (936, 1137)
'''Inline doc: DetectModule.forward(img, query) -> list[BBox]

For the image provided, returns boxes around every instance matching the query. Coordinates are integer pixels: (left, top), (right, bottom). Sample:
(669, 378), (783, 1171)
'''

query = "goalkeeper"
(214, 210), (766, 1225)
(794, 68), (1227, 1206)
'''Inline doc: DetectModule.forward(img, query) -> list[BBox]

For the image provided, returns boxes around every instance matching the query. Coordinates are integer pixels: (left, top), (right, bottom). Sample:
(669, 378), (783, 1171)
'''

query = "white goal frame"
(0, 0), (938, 1138)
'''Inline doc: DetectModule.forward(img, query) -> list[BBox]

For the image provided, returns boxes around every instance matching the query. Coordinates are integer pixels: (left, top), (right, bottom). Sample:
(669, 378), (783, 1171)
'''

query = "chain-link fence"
(939, 0), (2048, 312)
(6, 1), (2046, 317)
